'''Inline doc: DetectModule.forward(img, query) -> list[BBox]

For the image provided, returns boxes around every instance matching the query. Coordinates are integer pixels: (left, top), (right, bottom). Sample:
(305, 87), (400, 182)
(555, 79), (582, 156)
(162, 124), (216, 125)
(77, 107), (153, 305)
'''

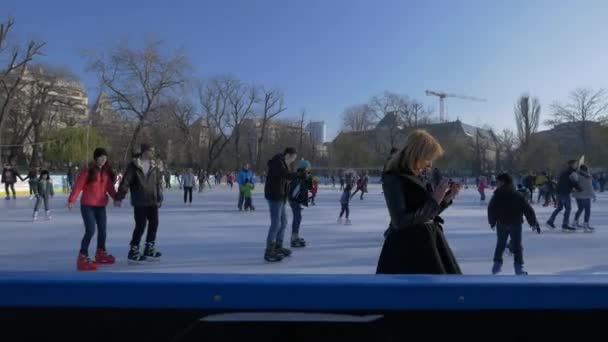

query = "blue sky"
(5, 0), (608, 140)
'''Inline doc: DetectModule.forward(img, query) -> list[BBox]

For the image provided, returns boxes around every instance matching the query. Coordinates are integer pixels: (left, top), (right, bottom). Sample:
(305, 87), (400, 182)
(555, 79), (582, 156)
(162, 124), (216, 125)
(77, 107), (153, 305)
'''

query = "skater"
(243, 180), (255, 211)
(182, 168), (195, 205)
(516, 184), (531, 203)
(536, 171), (549, 204)
(264, 147), (298, 262)
(488, 173), (540, 276)
(339, 174), (345, 191)
(351, 173), (368, 200)
(572, 165), (595, 232)
(237, 163), (253, 211)
(33, 170), (54, 221)
(547, 160), (581, 232)
(544, 176), (557, 207)
(599, 173), (606, 193)
(115, 143), (164, 263)
(227, 172), (235, 189)
(338, 179), (352, 225)
(25, 167), (39, 199)
(309, 176), (319, 205)
(377, 130), (462, 275)
(68, 148), (118, 271)
(164, 170), (172, 189)
(66, 164), (75, 193)
(523, 172), (536, 203)
(2, 163), (23, 200)
(478, 176), (487, 202)
(331, 174), (336, 188)
(288, 159), (313, 248)
(197, 169), (204, 192)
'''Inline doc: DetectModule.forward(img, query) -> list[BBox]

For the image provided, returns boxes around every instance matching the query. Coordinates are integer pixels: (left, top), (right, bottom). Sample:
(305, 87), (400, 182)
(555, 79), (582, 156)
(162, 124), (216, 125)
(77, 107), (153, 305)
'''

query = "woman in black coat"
(377, 130), (462, 274)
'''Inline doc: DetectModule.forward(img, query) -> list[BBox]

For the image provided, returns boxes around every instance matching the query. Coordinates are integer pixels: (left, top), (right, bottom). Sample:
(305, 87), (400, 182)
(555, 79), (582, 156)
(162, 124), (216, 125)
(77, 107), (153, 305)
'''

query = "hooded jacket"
(488, 185), (538, 227)
(116, 158), (163, 207)
(264, 153), (294, 202)
(572, 170), (595, 200)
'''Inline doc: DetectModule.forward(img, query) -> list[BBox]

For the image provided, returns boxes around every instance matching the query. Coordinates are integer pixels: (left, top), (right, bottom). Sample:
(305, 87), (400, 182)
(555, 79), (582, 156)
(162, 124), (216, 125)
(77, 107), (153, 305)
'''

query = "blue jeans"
(80, 205), (107, 256)
(549, 195), (572, 226)
(575, 198), (591, 223)
(289, 201), (302, 236)
(266, 201), (287, 246)
(493, 223), (523, 266)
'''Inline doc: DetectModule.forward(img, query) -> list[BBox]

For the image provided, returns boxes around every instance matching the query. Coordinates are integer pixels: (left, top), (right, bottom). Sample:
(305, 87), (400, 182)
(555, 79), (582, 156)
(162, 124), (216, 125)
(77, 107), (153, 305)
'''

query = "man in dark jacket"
(264, 147), (298, 262)
(547, 160), (581, 231)
(116, 143), (164, 263)
(488, 173), (540, 276)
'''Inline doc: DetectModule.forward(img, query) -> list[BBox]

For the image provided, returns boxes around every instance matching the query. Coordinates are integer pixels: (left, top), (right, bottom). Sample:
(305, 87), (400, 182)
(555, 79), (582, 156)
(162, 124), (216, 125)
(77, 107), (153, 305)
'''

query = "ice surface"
(0, 184), (607, 275)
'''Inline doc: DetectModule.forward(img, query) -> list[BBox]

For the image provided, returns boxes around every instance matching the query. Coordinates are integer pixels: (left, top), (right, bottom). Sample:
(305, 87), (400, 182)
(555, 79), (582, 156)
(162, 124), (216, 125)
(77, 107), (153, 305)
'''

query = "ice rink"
(1, 184), (607, 275)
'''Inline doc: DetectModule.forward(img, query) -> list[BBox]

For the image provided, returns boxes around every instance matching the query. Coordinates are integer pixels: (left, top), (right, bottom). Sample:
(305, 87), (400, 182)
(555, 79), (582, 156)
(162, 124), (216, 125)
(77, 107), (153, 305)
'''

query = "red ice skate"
(95, 249), (116, 265)
(77, 254), (98, 271)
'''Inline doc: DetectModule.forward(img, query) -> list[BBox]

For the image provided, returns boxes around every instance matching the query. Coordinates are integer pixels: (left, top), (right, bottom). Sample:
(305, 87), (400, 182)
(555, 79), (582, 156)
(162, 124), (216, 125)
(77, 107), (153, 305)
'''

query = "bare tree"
(165, 98), (198, 165)
(225, 79), (257, 170)
(498, 128), (517, 171)
(0, 18), (45, 158)
(549, 88), (608, 155)
(341, 104), (375, 132)
(7, 64), (80, 165)
(87, 40), (189, 161)
(255, 88), (286, 169)
(514, 94), (541, 147)
(408, 100), (433, 126)
(298, 109), (306, 155)
(198, 77), (232, 171)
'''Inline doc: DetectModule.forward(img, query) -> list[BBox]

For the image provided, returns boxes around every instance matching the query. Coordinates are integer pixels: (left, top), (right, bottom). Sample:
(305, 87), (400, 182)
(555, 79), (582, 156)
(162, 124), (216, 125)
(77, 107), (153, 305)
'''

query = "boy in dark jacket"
(288, 159), (313, 248)
(116, 143), (164, 263)
(488, 173), (541, 275)
(264, 147), (298, 262)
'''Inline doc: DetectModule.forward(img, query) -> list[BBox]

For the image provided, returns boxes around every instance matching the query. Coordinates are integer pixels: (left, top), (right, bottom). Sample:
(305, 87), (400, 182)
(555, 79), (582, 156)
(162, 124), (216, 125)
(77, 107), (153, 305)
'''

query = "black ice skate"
(128, 245), (147, 264)
(275, 241), (292, 257)
(291, 237), (306, 248)
(144, 242), (162, 261)
(264, 243), (284, 263)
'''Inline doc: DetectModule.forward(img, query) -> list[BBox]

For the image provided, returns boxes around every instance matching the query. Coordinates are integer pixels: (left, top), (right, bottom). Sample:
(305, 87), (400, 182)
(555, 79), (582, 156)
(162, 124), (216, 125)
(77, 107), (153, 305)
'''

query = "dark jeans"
(130, 206), (159, 246)
(289, 201), (302, 236)
(80, 205), (107, 256)
(479, 189), (485, 201)
(238, 190), (245, 210)
(494, 224), (523, 266)
(28, 181), (36, 195)
(537, 189), (545, 203)
(4, 182), (15, 196)
(574, 198), (591, 223)
(183, 187), (193, 203)
(339, 203), (350, 219)
(549, 195), (572, 226)
(266, 200), (287, 246)
(34, 195), (49, 212)
(244, 197), (254, 210)
(526, 187), (534, 202)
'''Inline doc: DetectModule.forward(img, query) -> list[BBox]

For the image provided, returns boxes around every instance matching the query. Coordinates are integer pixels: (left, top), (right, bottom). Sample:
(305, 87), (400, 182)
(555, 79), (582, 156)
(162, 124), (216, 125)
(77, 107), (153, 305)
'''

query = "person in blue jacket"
(237, 163), (254, 211)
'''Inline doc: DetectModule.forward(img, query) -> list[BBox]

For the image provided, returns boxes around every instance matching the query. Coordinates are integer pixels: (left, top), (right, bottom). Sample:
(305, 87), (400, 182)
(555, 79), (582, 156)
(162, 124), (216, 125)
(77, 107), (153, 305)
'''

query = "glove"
(531, 224), (541, 234)
(490, 224), (496, 231)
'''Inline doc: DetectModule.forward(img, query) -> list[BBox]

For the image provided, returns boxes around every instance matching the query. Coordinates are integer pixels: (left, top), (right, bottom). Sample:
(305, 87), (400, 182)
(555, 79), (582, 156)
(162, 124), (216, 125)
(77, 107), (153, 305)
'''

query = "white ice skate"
(583, 223), (595, 233)
(32, 211), (38, 222)
(337, 217), (343, 224)
(45, 211), (52, 220)
(345, 219), (352, 226)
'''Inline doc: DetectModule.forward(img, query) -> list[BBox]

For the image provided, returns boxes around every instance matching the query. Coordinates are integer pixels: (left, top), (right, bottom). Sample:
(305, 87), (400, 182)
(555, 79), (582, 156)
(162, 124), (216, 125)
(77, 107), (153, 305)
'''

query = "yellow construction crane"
(425, 90), (486, 122)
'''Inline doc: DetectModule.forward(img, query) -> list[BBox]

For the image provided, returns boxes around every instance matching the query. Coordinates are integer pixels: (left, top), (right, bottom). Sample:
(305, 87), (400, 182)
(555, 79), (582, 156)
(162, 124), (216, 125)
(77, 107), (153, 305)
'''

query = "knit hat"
(140, 143), (152, 154)
(496, 173), (513, 187)
(93, 148), (108, 160)
(298, 159), (311, 170)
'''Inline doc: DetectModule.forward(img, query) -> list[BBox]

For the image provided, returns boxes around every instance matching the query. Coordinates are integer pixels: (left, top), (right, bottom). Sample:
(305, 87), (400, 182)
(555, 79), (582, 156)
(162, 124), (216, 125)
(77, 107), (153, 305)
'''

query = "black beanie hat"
(93, 148), (108, 160)
(141, 143), (152, 154)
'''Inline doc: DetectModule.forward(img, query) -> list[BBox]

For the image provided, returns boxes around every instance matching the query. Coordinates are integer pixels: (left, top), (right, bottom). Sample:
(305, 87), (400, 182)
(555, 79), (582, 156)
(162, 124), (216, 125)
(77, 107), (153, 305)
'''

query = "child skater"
(33, 170), (54, 221)
(488, 173), (541, 275)
(243, 180), (255, 211)
(338, 181), (352, 225)
(288, 160), (313, 248)
(309, 176), (319, 206)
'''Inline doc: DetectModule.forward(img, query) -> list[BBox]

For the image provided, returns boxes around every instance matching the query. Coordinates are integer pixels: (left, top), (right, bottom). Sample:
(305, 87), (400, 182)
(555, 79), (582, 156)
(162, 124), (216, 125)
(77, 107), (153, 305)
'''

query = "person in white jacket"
(572, 165), (596, 232)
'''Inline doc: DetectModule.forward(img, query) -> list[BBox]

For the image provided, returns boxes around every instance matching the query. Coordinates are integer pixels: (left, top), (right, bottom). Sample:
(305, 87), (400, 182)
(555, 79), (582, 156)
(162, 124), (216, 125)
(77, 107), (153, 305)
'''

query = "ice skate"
(275, 241), (292, 257)
(561, 224), (576, 233)
(77, 254), (98, 271)
(5, 196), (9, 200)
(264, 243), (284, 262)
(515, 264), (528, 275)
(32, 211), (38, 222)
(127, 245), (147, 264)
(345, 219), (352, 225)
(143, 242), (162, 261)
(291, 237), (306, 248)
(337, 217), (343, 224)
(95, 249), (116, 265)
(45, 211), (52, 220)
(546, 221), (556, 229)
(492, 262), (502, 275)
(12, 195), (16, 200)
(583, 223), (595, 233)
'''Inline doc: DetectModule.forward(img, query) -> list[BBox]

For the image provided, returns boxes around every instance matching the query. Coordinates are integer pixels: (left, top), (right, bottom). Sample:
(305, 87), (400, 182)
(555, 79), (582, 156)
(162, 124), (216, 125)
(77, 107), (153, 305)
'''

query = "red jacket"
(68, 165), (117, 207)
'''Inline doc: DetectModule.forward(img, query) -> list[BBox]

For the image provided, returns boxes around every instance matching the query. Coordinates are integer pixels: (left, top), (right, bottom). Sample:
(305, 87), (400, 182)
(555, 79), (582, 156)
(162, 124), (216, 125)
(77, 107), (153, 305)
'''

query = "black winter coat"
(288, 169), (312, 206)
(1, 168), (21, 184)
(488, 186), (538, 227)
(264, 154), (294, 202)
(556, 167), (581, 196)
(377, 169), (462, 275)
(116, 158), (163, 207)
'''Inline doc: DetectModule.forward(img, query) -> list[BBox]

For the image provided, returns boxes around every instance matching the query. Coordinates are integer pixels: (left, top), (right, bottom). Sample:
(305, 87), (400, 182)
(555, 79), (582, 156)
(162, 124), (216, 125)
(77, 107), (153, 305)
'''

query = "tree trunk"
(234, 125), (240, 170)
(125, 120), (144, 162)
(256, 121), (267, 171)
(30, 125), (42, 167)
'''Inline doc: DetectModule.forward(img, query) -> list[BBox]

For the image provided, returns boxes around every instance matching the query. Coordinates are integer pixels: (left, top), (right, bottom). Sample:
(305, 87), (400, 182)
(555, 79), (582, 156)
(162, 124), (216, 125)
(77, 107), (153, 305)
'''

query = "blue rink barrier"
(2, 272), (608, 341)
(2, 272), (608, 310)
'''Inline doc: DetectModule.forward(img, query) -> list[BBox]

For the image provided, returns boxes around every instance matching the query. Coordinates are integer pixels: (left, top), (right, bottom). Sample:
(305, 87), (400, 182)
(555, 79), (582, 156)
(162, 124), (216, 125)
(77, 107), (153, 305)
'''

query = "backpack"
(289, 177), (309, 205)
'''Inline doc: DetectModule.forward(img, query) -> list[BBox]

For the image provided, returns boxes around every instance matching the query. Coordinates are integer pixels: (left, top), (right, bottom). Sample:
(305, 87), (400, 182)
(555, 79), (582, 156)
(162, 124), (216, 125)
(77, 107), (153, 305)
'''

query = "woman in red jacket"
(68, 148), (117, 271)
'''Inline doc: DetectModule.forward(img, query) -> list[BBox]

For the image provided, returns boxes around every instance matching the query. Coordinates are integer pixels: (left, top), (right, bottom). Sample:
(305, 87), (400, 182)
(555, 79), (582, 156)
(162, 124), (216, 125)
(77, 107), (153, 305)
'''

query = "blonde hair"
(387, 130), (444, 174)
